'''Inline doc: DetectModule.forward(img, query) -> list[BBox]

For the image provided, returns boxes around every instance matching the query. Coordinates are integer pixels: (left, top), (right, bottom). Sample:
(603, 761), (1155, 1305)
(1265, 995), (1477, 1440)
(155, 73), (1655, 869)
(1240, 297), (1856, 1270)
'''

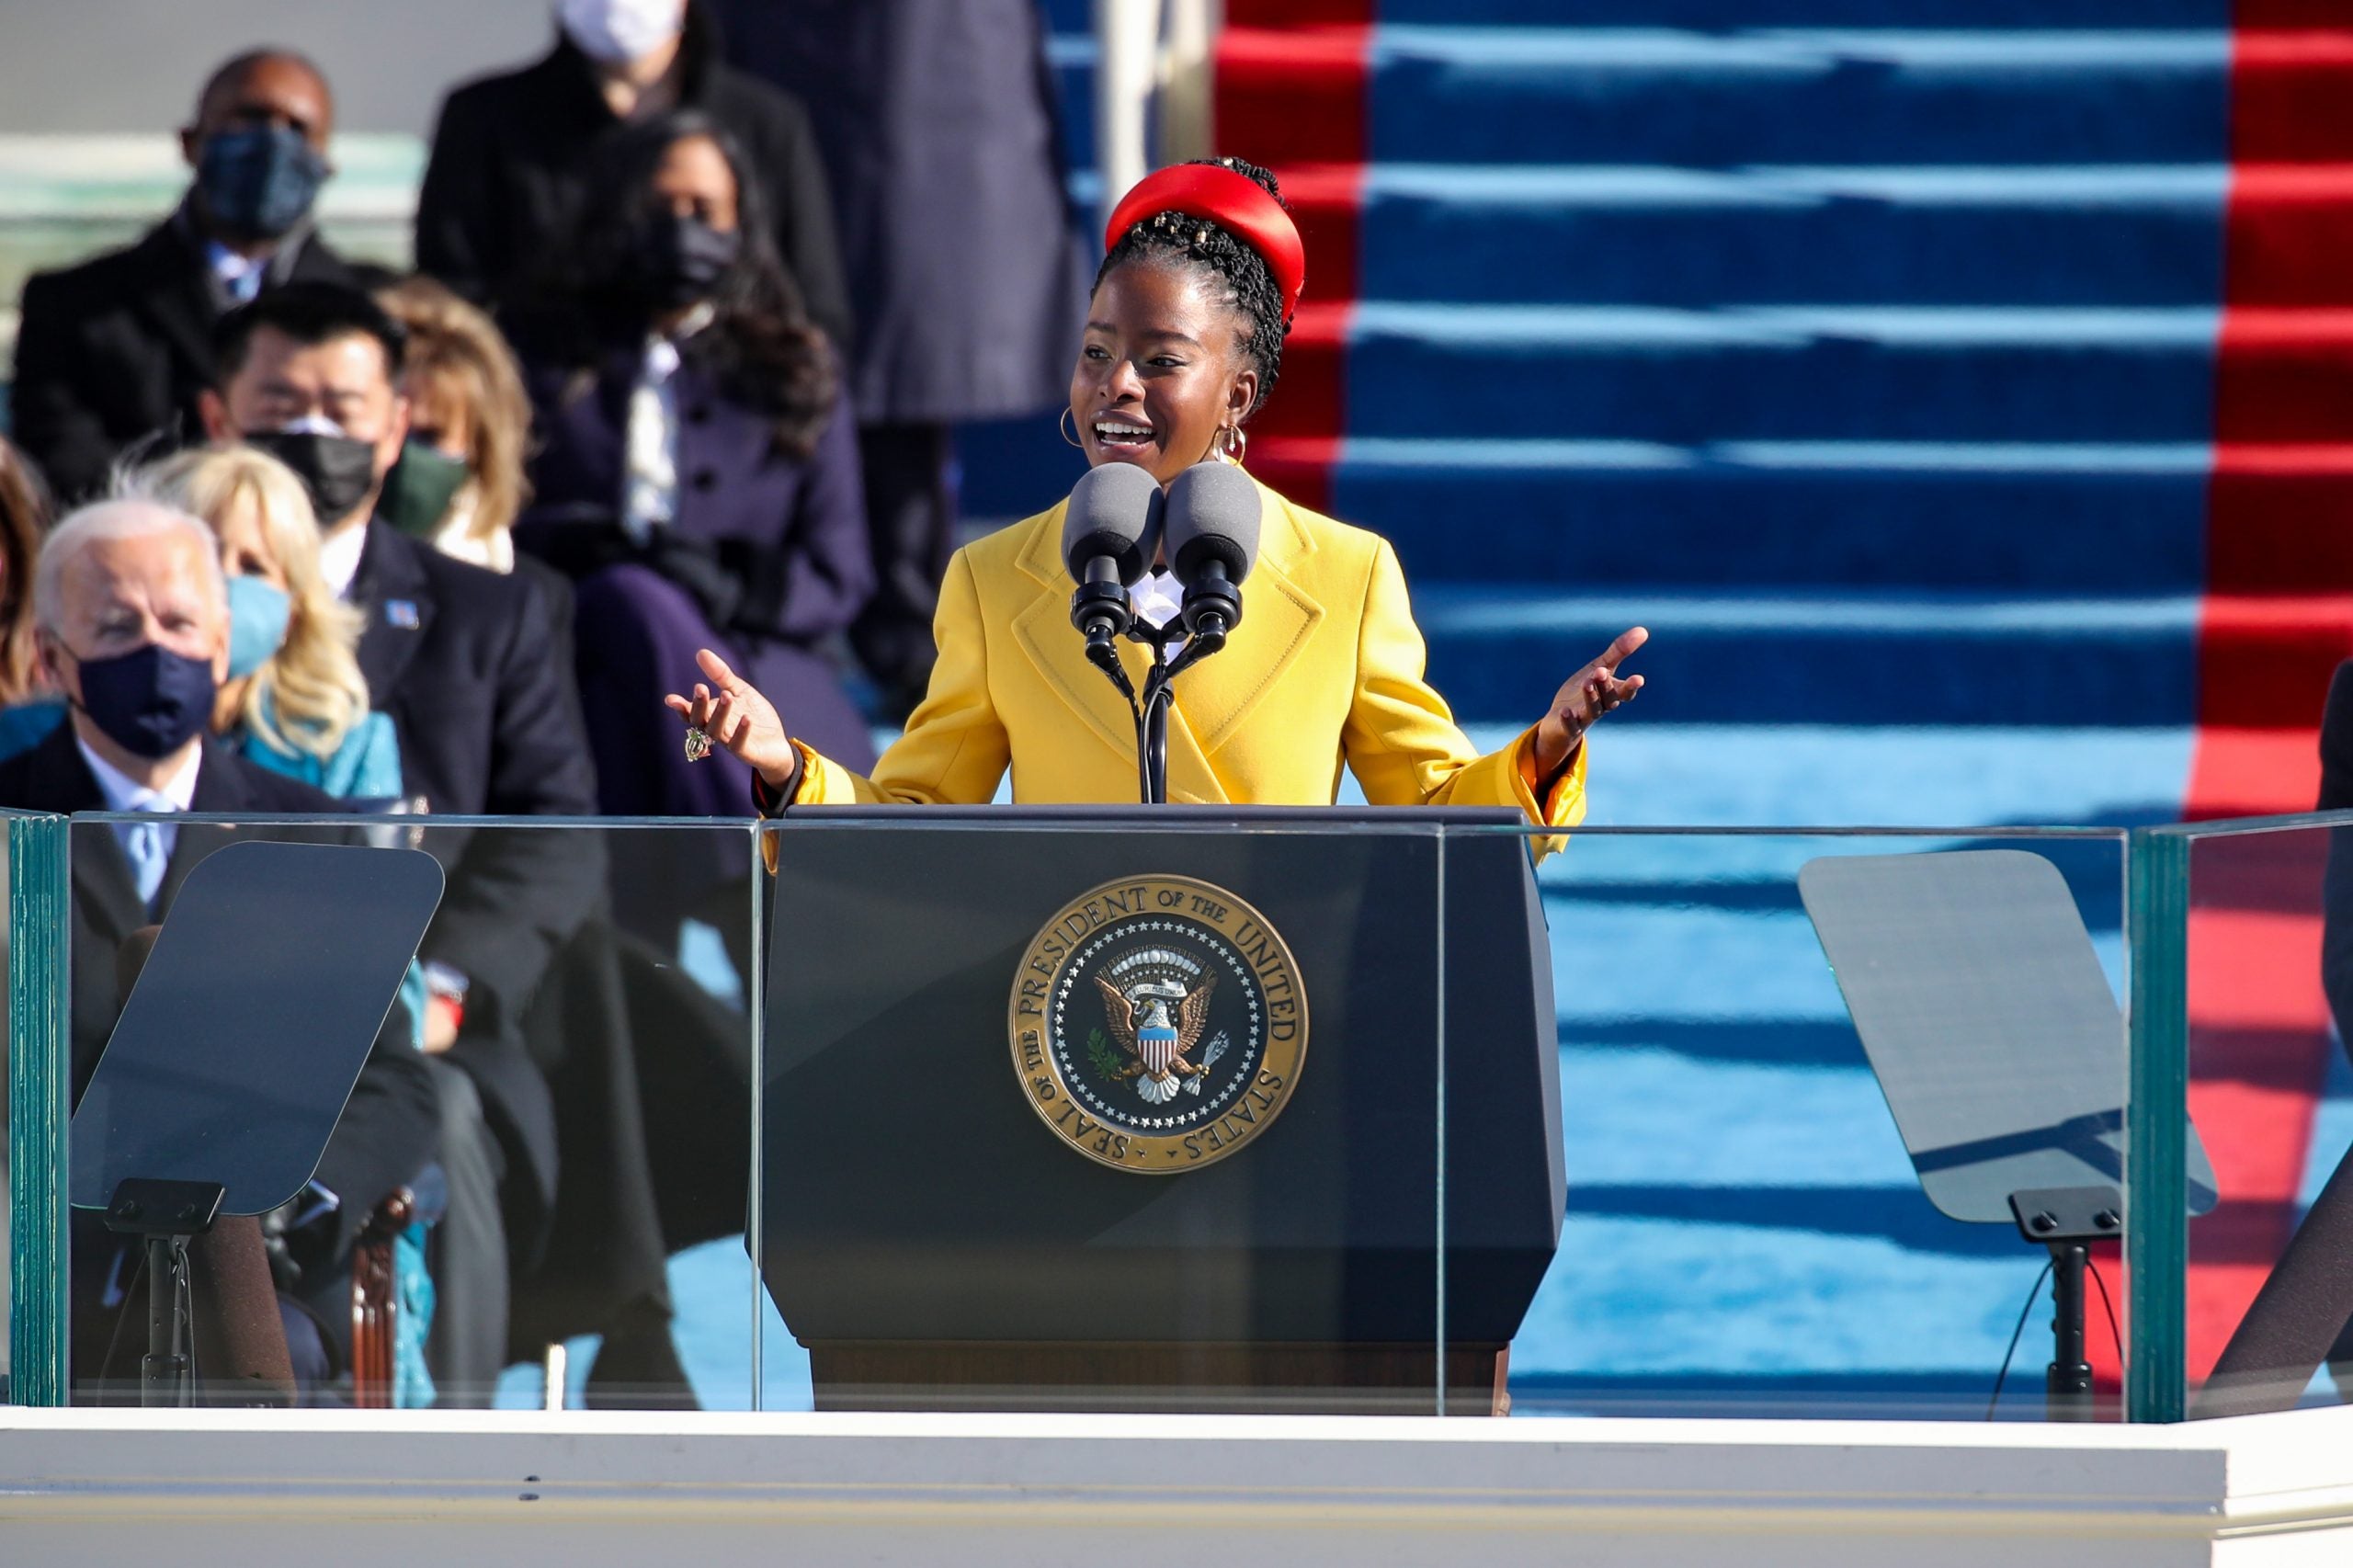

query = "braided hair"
(1094, 156), (1290, 415)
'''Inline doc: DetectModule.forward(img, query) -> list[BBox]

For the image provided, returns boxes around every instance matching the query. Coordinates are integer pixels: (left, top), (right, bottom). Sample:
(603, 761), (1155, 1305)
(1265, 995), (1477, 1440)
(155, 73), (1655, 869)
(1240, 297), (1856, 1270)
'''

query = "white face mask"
(559, 0), (684, 65)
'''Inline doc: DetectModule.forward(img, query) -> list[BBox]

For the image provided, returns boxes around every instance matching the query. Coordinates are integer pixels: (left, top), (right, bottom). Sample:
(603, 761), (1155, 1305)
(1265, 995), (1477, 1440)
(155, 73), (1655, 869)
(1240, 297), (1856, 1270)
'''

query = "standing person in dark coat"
(415, 0), (850, 349)
(506, 110), (876, 838)
(712, 0), (1089, 718)
(11, 51), (379, 503)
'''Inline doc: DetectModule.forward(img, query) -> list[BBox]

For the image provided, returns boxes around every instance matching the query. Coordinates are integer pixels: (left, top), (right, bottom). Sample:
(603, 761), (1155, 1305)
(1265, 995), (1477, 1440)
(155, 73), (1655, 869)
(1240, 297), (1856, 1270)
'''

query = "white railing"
(1095, 0), (1223, 216)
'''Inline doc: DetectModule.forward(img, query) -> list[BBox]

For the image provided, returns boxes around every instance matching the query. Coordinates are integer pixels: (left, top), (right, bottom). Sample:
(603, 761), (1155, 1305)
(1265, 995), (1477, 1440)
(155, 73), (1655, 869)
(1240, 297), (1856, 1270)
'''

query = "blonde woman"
(136, 445), (404, 801)
(375, 274), (534, 573)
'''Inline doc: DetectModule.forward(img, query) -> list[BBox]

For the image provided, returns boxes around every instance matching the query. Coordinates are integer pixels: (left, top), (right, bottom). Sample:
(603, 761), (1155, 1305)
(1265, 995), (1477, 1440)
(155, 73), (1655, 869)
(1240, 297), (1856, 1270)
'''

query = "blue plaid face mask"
(196, 123), (328, 240)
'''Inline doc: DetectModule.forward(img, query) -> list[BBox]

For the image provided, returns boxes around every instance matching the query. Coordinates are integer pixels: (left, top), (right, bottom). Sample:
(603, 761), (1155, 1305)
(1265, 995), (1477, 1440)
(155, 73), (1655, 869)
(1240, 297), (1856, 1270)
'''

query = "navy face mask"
(72, 642), (219, 759)
(196, 123), (329, 241)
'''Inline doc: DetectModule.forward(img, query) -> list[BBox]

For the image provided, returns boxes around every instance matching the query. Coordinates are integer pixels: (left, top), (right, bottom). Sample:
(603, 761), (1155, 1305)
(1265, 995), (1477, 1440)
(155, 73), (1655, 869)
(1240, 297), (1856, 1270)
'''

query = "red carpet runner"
(2164, 4), (2353, 1396)
(1212, 0), (1371, 519)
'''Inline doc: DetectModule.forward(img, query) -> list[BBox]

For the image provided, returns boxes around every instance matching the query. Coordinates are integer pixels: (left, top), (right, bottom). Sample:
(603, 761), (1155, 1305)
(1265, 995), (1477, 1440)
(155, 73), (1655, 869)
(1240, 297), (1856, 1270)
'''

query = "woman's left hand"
(1534, 626), (1648, 777)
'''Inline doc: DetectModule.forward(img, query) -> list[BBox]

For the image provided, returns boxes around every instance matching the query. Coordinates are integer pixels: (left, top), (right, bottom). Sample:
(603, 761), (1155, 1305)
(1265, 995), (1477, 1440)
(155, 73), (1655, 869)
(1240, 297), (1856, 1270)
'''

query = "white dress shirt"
(1130, 568), (1188, 650)
(621, 303), (714, 546)
(204, 240), (268, 305)
(318, 519), (369, 603)
(77, 733), (201, 905)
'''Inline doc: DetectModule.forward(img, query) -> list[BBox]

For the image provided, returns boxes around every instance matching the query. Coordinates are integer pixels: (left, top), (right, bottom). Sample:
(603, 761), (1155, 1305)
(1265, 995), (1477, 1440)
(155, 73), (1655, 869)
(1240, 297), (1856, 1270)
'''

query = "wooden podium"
(757, 808), (1563, 1415)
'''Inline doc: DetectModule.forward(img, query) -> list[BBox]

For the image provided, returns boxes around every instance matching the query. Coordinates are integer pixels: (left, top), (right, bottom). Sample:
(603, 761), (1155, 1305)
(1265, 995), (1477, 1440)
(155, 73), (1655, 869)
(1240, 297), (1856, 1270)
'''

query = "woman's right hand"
(664, 647), (799, 788)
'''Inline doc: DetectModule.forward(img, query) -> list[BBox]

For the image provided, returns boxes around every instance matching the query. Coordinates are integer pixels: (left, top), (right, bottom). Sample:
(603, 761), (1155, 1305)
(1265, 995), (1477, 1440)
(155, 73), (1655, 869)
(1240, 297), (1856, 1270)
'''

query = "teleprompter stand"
(70, 840), (442, 1406)
(98, 1176), (224, 1407)
(2006, 1185), (2122, 1419)
(1800, 850), (2216, 1421)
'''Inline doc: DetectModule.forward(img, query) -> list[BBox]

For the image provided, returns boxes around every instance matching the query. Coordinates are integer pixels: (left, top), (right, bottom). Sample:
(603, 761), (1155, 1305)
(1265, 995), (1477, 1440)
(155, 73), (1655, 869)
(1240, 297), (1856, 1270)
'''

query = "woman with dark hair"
(510, 108), (876, 826)
(668, 157), (1645, 832)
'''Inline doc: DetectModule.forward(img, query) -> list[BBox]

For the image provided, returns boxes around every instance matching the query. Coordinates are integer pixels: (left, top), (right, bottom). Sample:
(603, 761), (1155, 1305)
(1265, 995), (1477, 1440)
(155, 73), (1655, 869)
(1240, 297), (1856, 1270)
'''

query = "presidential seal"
(1009, 875), (1307, 1174)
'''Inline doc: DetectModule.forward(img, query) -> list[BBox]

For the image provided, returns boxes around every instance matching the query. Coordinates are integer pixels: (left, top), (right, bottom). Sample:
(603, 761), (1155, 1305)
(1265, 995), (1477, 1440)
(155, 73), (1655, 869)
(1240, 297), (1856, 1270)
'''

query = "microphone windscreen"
(188, 1216), (297, 1405)
(1061, 461), (1164, 585)
(1165, 462), (1263, 585)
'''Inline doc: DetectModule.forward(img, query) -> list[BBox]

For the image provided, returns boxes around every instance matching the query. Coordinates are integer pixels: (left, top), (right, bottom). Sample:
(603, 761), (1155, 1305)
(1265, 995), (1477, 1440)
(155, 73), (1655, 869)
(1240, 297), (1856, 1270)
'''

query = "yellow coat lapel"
(1002, 478), (1323, 805)
(1167, 485), (1322, 758)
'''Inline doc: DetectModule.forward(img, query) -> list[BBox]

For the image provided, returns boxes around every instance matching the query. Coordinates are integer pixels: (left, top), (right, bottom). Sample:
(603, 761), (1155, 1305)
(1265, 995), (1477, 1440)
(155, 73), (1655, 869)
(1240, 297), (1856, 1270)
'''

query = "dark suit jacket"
(0, 727), (439, 1263)
(347, 521), (602, 1226)
(414, 4), (851, 347)
(10, 210), (375, 502)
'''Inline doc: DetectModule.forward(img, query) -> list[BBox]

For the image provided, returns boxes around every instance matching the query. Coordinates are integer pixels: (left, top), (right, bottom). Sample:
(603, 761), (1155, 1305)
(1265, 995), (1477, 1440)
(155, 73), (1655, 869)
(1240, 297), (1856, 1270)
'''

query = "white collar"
(75, 731), (202, 814)
(319, 520), (369, 602)
(204, 239), (266, 279)
(1130, 567), (1186, 639)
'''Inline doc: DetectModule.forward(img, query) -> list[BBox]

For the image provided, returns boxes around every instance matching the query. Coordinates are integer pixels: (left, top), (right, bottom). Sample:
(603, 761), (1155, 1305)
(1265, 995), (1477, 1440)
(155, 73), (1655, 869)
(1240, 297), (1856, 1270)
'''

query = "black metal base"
(102, 1177), (225, 1409)
(2009, 1186), (2121, 1423)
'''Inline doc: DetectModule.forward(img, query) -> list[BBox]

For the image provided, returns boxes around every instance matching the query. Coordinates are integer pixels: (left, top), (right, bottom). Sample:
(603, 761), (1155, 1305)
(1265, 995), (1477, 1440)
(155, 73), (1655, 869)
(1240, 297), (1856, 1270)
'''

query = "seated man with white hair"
(0, 496), (438, 1400)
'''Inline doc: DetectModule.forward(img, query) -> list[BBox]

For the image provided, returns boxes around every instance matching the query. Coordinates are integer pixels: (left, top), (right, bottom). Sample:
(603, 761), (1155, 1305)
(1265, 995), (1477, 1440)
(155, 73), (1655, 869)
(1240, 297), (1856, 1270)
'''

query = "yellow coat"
(784, 477), (1586, 830)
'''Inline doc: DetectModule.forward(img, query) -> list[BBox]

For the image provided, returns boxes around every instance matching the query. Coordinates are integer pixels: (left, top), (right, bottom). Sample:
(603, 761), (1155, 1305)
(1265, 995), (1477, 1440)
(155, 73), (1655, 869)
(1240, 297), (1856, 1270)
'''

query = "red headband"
(1104, 165), (1306, 325)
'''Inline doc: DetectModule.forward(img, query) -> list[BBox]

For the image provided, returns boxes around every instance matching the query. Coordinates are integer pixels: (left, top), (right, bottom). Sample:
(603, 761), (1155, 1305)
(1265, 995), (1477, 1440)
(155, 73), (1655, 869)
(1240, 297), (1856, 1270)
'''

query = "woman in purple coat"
(509, 109), (877, 825)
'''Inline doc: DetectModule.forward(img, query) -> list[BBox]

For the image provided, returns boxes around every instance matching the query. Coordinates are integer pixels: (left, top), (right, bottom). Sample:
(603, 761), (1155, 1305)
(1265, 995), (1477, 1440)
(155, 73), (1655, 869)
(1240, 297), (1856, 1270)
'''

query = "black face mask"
(72, 642), (218, 759)
(628, 213), (740, 309)
(244, 428), (382, 526)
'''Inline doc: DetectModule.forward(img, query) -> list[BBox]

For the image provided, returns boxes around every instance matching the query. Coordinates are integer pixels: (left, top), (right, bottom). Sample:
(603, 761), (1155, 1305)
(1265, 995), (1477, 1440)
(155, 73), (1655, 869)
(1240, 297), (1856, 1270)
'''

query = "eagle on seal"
(1097, 972), (1218, 1104)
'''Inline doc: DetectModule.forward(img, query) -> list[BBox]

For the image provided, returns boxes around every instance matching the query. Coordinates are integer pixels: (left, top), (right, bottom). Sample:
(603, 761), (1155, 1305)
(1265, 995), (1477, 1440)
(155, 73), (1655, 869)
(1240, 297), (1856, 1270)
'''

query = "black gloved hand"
(651, 531), (745, 628)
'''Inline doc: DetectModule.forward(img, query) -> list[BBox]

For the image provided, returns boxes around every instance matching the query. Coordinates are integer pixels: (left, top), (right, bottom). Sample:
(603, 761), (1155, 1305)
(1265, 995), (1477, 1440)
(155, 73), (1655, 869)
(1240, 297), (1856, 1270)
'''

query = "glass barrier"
(5, 809), (68, 1408)
(1446, 822), (2134, 1421)
(14, 803), (2320, 1426)
(11, 814), (764, 1413)
(2129, 813), (2353, 1423)
(755, 811), (1448, 1415)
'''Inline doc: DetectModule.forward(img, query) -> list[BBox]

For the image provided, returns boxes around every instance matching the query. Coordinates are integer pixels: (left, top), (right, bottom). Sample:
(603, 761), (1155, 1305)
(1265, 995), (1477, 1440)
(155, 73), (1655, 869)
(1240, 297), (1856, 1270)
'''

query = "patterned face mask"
(195, 123), (329, 240)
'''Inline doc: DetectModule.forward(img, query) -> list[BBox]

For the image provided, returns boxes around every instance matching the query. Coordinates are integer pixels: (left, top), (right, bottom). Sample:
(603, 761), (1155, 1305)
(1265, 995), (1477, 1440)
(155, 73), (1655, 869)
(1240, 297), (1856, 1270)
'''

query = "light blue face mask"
(225, 574), (293, 680)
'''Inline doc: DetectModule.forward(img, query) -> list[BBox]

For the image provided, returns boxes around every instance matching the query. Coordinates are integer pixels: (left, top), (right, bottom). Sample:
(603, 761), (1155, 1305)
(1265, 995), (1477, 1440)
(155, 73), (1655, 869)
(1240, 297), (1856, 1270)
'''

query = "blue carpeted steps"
(1336, 441), (2212, 588)
(1313, 4), (2232, 1416)
(1358, 165), (2227, 308)
(1343, 303), (2221, 443)
(1420, 585), (2199, 724)
(1365, 28), (2231, 168)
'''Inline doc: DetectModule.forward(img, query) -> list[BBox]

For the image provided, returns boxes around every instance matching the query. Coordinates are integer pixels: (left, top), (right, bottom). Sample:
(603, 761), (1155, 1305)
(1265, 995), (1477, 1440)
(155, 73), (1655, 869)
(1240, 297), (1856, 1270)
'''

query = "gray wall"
(0, 0), (560, 137)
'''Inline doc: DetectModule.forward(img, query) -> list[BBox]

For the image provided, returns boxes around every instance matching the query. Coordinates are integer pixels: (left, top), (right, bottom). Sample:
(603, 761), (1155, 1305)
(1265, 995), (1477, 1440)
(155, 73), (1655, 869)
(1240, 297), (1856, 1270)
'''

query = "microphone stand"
(1095, 619), (1223, 805)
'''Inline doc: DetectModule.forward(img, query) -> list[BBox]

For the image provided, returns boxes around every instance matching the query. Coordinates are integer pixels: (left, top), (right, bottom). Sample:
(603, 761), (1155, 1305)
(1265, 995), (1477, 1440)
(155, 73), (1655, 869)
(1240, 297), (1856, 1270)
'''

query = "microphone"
(1061, 462), (1164, 654)
(1165, 462), (1262, 651)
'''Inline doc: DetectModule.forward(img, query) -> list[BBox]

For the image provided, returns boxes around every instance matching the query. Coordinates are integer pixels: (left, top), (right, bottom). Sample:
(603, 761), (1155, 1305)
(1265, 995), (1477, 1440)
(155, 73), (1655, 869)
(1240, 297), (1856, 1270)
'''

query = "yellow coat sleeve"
(790, 548), (1011, 806)
(1340, 539), (1586, 853)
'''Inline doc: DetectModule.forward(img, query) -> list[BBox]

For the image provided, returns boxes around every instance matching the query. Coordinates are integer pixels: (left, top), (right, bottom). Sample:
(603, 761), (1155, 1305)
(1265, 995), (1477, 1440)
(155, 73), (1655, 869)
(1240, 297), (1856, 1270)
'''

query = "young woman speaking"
(668, 157), (1645, 825)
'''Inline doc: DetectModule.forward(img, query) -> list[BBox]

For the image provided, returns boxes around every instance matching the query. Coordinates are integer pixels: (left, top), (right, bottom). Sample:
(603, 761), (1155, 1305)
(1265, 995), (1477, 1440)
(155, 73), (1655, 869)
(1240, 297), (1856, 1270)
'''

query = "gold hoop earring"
(1060, 408), (1084, 449)
(1217, 425), (1248, 466)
